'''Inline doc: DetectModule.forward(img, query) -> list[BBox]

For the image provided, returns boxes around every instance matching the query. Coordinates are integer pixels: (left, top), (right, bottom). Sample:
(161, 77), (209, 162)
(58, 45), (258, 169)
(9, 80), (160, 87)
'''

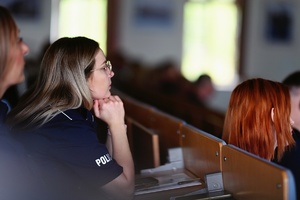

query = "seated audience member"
(274, 71), (300, 199)
(7, 37), (134, 200)
(187, 74), (215, 106)
(222, 78), (294, 161)
(0, 5), (44, 199)
(153, 61), (189, 96)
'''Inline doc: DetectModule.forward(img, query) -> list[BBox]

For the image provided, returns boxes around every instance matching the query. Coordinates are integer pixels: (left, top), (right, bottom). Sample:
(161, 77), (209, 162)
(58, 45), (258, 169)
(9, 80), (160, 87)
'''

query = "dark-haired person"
(274, 71), (300, 199)
(187, 74), (215, 106)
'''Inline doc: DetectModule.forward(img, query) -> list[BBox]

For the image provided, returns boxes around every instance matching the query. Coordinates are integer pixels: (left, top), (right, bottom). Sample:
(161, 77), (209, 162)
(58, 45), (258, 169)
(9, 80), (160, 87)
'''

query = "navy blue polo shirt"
(16, 107), (123, 199)
(0, 101), (45, 200)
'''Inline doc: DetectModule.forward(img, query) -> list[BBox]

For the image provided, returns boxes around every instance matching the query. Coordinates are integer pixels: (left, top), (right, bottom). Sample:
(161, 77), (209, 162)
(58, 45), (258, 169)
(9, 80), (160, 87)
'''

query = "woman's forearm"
(109, 123), (134, 181)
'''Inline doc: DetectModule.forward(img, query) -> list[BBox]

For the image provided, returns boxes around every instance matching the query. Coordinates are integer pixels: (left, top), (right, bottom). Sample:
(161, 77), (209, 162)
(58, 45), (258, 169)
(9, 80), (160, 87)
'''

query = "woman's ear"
(271, 107), (274, 122)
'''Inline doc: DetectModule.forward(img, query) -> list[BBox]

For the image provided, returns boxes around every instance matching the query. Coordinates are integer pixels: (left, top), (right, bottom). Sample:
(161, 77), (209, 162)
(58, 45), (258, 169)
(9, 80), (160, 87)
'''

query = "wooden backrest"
(126, 117), (160, 172)
(119, 88), (185, 165)
(146, 108), (185, 164)
(222, 144), (296, 200)
(113, 87), (155, 127)
(122, 94), (155, 128)
(184, 103), (224, 138)
(181, 124), (226, 182)
(113, 86), (225, 138)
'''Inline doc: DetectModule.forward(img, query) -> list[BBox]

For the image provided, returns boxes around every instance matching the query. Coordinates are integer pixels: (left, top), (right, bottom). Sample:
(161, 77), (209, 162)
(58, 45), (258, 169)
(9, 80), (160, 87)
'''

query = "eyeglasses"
(91, 60), (113, 74)
(104, 60), (112, 72)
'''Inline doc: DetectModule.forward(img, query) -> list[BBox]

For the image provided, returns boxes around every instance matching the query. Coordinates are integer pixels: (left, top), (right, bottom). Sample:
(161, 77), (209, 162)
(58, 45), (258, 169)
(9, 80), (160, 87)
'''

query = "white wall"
(10, 0), (300, 112)
(14, 0), (51, 60)
(14, 0), (300, 80)
(244, 0), (300, 82)
(117, 0), (185, 67)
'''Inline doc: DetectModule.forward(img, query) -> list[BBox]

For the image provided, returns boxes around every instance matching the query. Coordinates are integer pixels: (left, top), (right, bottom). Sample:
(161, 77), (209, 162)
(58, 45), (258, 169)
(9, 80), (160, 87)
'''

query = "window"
(182, 0), (239, 89)
(58, 0), (108, 54)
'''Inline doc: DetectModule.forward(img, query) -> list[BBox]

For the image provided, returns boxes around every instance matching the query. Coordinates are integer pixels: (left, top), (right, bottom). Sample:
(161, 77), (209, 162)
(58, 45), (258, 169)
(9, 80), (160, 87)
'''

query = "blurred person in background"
(186, 74), (215, 106)
(274, 71), (300, 199)
(0, 5), (43, 199)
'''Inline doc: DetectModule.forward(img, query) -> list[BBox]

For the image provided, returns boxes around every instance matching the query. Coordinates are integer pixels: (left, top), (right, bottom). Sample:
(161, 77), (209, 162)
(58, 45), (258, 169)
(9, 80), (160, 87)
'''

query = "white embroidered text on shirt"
(95, 153), (112, 166)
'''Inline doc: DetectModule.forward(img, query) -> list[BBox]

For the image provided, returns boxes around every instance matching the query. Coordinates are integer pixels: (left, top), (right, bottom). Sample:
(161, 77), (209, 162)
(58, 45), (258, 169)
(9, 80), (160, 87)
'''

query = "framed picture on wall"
(0, 0), (41, 20)
(265, 1), (294, 43)
(133, 0), (174, 28)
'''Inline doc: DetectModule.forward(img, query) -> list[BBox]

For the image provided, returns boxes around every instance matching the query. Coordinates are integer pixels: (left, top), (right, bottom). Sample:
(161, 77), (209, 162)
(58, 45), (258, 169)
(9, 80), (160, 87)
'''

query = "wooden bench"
(118, 89), (185, 165)
(222, 144), (296, 200)
(121, 91), (155, 128)
(181, 124), (226, 183)
(145, 108), (185, 164)
(184, 103), (224, 138)
(126, 117), (160, 172)
(116, 89), (296, 199)
(114, 85), (225, 138)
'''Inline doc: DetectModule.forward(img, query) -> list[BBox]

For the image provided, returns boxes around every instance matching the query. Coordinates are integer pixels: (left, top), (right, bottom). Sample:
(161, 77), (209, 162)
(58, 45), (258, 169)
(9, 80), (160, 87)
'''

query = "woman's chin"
(93, 91), (111, 99)
(106, 91), (111, 97)
(102, 92), (111, 99)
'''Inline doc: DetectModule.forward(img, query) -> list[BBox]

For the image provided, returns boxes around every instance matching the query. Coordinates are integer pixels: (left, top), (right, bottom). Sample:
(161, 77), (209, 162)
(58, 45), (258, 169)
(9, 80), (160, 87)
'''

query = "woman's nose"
(109, 70), (114, 78)
(22, 41), (29, 56)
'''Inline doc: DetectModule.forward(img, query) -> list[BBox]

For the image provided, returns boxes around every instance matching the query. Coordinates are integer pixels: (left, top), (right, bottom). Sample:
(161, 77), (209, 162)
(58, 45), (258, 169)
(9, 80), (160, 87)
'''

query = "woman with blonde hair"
(222, 78), (295, 161)
(7, 36), (134, 200)
(0, 5), (44, 200)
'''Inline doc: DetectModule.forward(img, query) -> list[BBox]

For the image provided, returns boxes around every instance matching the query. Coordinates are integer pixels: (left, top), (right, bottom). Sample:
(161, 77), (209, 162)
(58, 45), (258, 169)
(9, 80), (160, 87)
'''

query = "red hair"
(222, 78), (294, 161)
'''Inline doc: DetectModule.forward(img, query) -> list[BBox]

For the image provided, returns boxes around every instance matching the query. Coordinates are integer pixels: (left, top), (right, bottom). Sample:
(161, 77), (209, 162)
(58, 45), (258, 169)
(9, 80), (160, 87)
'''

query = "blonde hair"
(7, 37), (100, 130)
(0, 6), (18, 78)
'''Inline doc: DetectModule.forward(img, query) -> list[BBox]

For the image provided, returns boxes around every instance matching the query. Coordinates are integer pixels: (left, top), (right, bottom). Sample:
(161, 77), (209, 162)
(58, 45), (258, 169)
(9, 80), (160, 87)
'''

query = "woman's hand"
(94, 96), (134, 199)
(93, 95), (125, 127)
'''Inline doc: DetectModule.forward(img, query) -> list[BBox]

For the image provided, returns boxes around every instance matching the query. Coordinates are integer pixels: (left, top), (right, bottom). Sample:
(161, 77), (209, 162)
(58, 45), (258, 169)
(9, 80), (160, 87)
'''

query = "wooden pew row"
(117, 89), (156, 127)
(184, 102), (224, 138)
(144, 108), (184, 165)
(222, 144), (296, 200)
(116, 89), (296, 199)
(126, 117), (160, 172)
(132, 118), (296, 199)
(114, 85), (225, 138)
(118, 89), (185, 165)
(132, 123), (225, 200)
(164, 127), (296, 200)
(181, 124), (225, 182)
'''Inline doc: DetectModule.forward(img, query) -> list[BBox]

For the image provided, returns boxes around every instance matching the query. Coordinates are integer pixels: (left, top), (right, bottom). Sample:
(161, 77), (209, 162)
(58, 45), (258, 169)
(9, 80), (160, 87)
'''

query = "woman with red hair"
(222, 78), (295, 161)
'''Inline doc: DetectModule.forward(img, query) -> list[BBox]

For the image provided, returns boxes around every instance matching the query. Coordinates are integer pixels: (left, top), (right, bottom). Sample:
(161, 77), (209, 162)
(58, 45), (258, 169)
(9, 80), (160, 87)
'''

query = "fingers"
(113, 95), (122, 102)
(93, 96), (124, 125)
(93, 96), (122, 112)
(103, 95), (123, 103)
